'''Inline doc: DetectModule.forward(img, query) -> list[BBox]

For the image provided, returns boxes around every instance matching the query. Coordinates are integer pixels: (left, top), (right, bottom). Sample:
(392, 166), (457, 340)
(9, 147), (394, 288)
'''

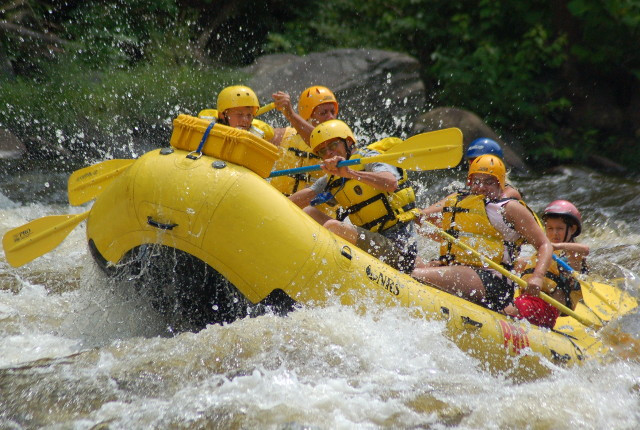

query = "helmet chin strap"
(343, 140), (352, 159)
(562, 220), (576, 242)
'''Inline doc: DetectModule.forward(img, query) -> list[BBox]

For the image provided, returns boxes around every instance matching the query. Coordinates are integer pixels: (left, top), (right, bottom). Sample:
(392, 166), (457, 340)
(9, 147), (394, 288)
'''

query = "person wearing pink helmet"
(504, 200), (589, 328)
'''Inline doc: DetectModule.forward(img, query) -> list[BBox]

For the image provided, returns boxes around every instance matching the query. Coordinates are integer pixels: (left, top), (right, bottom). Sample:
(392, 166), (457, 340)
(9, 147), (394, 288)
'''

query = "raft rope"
(187, 119), (217, 160)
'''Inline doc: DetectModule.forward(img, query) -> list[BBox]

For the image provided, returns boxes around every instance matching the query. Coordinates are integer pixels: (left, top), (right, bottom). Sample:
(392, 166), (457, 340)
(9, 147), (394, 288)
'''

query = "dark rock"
(586, 154), (627, 175)
(412, 107), (528, 173)
(245, 48), (426, 139)
(0, 128), (27, 159)
(22, 136), (72, 160)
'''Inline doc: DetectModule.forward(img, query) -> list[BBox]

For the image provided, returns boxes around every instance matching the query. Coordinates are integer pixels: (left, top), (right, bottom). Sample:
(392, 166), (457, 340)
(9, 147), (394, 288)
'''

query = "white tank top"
(486, 200), (521, 264)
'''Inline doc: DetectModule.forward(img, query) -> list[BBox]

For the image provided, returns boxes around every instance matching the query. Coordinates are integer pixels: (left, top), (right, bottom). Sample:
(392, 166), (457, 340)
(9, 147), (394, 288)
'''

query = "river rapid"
(1, 159), (640, 429)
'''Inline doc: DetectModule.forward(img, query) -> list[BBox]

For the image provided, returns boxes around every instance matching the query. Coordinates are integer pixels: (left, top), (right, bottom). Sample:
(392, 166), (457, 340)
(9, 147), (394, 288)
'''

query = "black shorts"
(473, 268), (516, 311)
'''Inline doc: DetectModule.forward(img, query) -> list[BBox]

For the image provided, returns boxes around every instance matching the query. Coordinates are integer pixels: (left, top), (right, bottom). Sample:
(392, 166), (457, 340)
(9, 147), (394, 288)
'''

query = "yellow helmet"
(468, 154), (506, 189)
(217, 85), (259, 115)
(298, 86), (339, 120)
(309, 119), (355, 153)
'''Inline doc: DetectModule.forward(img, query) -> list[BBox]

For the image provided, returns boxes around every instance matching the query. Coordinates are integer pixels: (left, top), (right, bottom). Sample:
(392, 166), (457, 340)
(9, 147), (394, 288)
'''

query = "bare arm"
(272, 91), (315, 144)
(505, 201), (553, 296)
(270, 127), (287, 146)
(321, 156), (398, 193)
(553, 242), (590, 270)
(415, 195), (450, 228)
(289, 188), (316, 209)
(552, 241), (590, 256)
(413, 195), (451, 241)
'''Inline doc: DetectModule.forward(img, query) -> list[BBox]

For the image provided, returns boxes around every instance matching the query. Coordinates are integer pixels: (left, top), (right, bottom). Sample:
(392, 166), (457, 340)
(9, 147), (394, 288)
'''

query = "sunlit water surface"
(1, 163), (640, 429)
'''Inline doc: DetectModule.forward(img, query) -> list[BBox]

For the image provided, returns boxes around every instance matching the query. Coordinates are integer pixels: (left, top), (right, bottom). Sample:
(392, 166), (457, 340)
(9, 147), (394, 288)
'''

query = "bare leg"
(303, 206), (333, 225)
(414, 256), (444, 269)
(503, 303), (520, 317)
(411, 265), (486, 304)
(323, 219), (358, 244)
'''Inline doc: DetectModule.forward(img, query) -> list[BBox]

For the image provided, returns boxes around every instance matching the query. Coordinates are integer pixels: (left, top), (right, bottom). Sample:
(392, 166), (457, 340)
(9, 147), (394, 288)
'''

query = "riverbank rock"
(0, 128), (26, 159)
(245, 49), (425, 138)
(413, 107), (528, 173)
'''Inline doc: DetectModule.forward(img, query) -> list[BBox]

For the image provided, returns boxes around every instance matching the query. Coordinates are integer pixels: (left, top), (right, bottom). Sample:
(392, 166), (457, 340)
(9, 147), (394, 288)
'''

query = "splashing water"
(1, 160), (640, 428)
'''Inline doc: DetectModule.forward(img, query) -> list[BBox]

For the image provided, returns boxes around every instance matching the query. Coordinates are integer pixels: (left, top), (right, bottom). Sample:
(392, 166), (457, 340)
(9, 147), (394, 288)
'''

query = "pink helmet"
(543, 200), (582, 237)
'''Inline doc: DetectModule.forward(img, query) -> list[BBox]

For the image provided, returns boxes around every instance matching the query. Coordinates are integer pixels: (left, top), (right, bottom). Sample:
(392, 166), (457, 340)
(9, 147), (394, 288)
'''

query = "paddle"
(2, 211), (90, 267)
(420, 220), (600, 329)
(256, 102), (275, 116)
(68, 159), (135, 206)
(553, 255), (638, 321)
(268, 127), (463, 178)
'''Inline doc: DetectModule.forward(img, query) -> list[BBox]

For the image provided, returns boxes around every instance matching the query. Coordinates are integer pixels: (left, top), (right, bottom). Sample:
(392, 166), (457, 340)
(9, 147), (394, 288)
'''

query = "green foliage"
(265, 0), (573, 155)
(567, 0), (640, 68)
(1, 0), (639, 169)
(61, 0), (180, 68)
(0, 53), (242, 157)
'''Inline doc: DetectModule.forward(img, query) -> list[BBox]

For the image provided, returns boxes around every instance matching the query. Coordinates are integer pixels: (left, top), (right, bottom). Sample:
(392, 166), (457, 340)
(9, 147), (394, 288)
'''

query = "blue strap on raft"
(197, 120), (217, 153)
(187, 119), (217, 160)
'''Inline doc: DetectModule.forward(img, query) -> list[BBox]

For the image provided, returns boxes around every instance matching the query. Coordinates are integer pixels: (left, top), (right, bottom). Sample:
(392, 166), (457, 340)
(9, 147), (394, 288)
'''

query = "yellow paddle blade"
(367, 127), (464, 171)
(2, 211), (89, 267)
(582, 280), (639, 320)
(269, 127), (463, 178)
(68, 159), (134, 206)
(572, 301), (604, 329)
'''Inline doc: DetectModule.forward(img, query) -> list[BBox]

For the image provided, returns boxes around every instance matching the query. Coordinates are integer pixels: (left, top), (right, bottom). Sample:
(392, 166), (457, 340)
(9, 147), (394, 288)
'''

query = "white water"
(2, 167), (640, 428)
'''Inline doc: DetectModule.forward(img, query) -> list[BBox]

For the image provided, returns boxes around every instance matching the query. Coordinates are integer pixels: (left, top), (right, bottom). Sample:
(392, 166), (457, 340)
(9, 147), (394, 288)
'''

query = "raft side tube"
(85, 147), (607, 375)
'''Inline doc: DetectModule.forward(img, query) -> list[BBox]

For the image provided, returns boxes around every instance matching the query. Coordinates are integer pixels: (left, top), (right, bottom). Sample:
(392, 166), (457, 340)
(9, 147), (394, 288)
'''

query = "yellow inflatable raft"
(85, 115), (609, 377)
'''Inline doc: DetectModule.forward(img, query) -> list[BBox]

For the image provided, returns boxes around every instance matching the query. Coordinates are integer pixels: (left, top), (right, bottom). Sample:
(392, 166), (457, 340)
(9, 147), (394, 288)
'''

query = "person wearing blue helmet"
(466, 138), (504, 160)
(465, 138), (521, 200)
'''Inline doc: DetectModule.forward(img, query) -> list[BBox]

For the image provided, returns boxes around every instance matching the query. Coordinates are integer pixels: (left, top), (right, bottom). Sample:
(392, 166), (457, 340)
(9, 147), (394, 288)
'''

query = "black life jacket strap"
(287, 147), (320, 159)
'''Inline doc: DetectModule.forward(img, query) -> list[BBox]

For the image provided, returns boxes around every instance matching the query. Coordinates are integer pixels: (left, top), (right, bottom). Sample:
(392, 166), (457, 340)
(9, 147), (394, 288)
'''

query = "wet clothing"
(354, 222), (418, 274)
(473, 268), (518, 311)
(513, 295), (560, 329)
(439, 192), (525, 310)
(522, 251), (584, 310)
(516, 250), (588, 328)
(439, 193), (522, 268)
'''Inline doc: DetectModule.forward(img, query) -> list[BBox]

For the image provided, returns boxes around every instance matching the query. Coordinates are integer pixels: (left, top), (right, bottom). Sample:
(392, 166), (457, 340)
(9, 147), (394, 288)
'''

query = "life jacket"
(270, 130), (324, 195)
(439, 192), (525, 268)
(324, 149), (418, 233)
(521, 251), (583, 310)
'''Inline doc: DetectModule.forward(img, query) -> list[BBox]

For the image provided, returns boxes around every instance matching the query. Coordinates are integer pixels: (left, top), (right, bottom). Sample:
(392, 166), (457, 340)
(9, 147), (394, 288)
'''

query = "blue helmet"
(465, 138), (503, 160)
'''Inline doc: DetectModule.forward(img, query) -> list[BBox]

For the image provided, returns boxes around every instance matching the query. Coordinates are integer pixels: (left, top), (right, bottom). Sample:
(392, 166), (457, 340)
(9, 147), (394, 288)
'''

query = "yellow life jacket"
(521, 251), (583, 309)
(325, 151), (418, 233)
(197, 109), (275, 141)
(439, 193), (522, 267)
(270, 130), (323, 195)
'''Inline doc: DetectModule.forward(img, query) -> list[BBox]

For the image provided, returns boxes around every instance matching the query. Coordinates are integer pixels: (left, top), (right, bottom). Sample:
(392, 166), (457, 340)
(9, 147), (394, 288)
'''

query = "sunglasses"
(470, 177), (499, 187)
(316, 139), (345, 157)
